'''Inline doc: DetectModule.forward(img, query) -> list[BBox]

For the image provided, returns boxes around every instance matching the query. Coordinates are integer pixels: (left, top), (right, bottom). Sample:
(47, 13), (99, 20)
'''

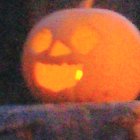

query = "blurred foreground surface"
(0, 102), (140, 140)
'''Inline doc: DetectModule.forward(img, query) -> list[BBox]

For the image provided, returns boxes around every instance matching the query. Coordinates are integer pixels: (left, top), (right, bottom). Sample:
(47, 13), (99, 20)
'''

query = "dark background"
(0, 0), (140, 104)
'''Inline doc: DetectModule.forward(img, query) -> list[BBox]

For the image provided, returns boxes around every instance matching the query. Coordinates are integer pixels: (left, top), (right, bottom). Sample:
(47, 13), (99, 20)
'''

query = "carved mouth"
(34, 62), (83, 92)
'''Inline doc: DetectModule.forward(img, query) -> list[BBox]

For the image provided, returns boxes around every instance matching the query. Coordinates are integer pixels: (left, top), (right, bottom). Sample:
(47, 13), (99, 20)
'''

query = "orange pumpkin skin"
(22, 8), (140, 103)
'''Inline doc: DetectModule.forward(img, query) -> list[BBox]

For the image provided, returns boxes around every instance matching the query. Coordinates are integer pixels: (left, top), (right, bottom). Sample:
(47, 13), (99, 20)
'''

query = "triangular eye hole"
(29, 28), (52, 53)
(50, 40), (71, 56)
(71, 26), (99, 55)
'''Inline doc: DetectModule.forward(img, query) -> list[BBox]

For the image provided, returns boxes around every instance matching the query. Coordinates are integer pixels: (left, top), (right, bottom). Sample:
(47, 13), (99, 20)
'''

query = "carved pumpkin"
(22, 7), (140, 103)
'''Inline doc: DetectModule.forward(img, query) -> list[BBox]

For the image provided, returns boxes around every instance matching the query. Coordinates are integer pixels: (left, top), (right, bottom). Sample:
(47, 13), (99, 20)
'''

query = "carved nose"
(50, 40), (71, 56)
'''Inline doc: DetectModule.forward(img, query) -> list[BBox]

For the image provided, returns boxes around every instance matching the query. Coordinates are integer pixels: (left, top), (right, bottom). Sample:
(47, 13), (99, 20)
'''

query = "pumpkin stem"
(78, 0), (95, 8)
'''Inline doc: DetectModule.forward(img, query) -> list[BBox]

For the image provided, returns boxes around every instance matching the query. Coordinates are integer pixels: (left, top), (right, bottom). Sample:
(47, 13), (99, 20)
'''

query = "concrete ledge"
(0, 102), (140, 139)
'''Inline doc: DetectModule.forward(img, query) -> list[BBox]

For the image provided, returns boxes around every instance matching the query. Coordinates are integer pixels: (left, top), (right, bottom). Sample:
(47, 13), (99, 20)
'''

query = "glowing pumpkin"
(22, 5), (140, 103)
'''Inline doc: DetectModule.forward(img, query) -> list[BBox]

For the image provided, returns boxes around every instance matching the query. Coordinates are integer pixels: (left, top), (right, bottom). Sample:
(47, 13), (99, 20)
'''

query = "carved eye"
(71, 26), (99, 54)
(29, 28), (52, 53)
(50, 40), (71, 56)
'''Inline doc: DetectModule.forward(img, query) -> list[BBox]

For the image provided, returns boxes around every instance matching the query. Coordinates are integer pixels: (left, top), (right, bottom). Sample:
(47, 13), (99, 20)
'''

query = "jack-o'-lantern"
(22, 1), (140, 103)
